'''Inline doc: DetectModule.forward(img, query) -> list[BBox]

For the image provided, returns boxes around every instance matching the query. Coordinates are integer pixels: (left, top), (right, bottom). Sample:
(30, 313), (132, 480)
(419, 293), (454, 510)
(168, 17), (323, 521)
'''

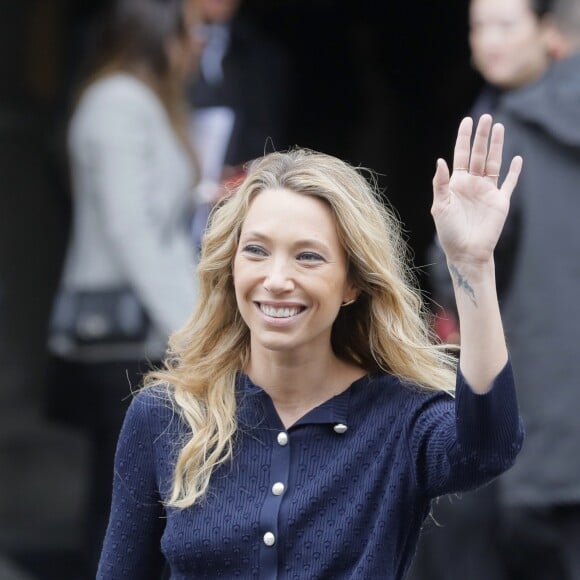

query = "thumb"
(432, 158), (450, 204)
(500, 155), (523, 201)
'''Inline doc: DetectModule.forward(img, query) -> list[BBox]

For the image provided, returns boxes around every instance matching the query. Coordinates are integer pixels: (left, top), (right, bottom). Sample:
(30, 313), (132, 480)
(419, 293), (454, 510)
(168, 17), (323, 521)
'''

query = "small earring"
(341, 298), (356, 307)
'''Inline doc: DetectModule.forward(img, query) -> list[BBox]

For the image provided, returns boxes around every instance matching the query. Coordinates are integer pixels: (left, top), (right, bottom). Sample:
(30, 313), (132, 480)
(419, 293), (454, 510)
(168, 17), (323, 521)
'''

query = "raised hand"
(431, 114), (522, 268)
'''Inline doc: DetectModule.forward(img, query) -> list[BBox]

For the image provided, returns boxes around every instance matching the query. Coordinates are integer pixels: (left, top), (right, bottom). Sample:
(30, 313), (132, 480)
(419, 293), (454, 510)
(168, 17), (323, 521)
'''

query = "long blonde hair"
(147, 148), (457, 508)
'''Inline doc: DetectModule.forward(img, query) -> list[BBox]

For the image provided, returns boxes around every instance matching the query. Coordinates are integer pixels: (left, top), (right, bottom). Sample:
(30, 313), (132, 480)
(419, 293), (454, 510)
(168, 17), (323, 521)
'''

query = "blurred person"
(189, 0), (289, 169)
(490, 0), (580, 576)
(411, 2), (552, 580)
(469, 0), (552, 118)
(47, 0), (200, 572)
(421, 1), (580, 579)
(430, 0), (552, 342)
(187, 0), (290, 250)
(97, 116), (524, 578)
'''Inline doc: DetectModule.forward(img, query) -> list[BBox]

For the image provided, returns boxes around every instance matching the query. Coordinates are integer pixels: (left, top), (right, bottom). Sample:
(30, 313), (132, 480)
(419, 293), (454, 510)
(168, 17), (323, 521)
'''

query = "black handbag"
(51, 287), (150, 345)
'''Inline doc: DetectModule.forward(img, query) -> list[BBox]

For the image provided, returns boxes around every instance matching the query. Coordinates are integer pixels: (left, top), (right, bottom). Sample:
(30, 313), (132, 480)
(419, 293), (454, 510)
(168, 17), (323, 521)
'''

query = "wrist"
(447, 259), (497, 307)
(447, 257), (495, 283)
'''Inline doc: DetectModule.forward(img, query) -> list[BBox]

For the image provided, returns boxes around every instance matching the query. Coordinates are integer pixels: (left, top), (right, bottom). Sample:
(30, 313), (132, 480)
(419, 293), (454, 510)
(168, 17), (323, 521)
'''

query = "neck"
(245, 346), (364, 428)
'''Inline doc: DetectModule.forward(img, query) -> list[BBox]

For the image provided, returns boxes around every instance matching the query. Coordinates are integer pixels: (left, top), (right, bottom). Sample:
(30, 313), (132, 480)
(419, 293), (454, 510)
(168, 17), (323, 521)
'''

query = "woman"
(48, 0), (200, 569)
(98, 115), (523, 579)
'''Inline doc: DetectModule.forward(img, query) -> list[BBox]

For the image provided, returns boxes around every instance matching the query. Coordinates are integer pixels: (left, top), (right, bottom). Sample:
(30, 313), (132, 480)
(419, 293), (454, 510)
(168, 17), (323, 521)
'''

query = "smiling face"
(469, 0), (548, 89)
(233, 188), (357, 359)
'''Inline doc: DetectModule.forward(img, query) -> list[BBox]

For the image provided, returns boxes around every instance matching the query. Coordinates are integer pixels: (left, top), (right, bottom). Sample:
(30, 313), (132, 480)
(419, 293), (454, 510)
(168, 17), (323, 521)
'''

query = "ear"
(342, 280), (359, 305)
(542, 17), (569, 60)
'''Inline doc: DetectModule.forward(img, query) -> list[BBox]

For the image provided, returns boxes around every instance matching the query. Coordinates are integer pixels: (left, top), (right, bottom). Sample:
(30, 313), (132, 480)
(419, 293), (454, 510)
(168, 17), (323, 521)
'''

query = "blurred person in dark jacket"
(491, 0), (580, 576)
(419, 1), (580, 579)
(411, 2), (553, 579)
(188, 0), (289, 169)
(187, 0), (290, 250)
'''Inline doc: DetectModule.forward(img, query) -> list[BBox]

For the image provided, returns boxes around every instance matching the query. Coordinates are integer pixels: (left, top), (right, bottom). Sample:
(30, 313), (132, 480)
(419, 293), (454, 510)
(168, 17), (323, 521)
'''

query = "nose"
(477, 23), (504, 48)
(263, 258), (294, 294)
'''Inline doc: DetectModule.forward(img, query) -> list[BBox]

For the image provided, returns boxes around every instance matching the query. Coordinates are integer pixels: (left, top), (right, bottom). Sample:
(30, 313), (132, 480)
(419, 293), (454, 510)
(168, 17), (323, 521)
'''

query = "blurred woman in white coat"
(47, 0), (200, 571)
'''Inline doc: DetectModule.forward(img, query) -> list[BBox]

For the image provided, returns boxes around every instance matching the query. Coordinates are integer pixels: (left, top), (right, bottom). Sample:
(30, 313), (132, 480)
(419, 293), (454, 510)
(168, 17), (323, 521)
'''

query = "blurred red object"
(433, 308), (460, 345)
(221, 165), (247, 191)
(208, 165), (247, 202)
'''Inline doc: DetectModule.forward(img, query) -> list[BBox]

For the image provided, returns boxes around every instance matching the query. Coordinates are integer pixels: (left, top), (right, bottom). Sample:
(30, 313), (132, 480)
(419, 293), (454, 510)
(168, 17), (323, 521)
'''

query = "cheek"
(321, 274), (351, 308)
(232, 257), (244, 298)
(469, 34), (483, 55)
(511, 23), (538, 49)
(232, 273), (250, 322)
(232, 258), (257, 307)
(517, 37), (542, 61)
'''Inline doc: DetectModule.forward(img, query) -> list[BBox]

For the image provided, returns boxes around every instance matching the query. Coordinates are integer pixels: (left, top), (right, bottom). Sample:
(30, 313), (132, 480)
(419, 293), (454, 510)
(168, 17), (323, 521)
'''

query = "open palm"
(431, 115), (523, 266)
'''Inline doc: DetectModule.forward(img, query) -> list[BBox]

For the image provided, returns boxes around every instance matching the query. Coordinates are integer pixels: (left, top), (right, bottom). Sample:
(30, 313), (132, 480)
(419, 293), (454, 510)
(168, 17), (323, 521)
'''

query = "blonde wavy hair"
(147, 148), (457, 509)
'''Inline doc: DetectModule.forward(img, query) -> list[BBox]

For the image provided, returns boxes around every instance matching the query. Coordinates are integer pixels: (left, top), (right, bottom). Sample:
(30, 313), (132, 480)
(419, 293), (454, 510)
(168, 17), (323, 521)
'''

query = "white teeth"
(260, 304), (302, 318)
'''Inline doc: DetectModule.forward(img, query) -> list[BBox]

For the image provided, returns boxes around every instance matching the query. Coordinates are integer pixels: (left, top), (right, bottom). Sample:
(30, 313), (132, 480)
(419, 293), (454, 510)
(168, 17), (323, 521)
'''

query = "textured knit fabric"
(97, 362), (523, 579)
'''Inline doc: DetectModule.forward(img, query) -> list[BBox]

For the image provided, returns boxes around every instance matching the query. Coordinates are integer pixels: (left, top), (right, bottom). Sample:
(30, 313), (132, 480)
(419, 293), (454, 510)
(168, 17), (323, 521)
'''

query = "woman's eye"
(242, 244), (268, 257)
(297, 251), (325, 262)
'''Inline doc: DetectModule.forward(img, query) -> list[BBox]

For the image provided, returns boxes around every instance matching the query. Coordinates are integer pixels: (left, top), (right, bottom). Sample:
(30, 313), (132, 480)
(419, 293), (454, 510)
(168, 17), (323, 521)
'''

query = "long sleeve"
(408, 360), (524, 499)
(97, 392), (166, 579)
(90, 95), (196, 336)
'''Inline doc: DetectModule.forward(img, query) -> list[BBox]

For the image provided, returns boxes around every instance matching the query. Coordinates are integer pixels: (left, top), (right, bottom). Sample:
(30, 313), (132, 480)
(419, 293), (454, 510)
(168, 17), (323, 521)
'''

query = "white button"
(272, 482), (285, 496)
(333, 423), (348, 434)
(263, 531), (276, 546)
(277, 432), (289, 446)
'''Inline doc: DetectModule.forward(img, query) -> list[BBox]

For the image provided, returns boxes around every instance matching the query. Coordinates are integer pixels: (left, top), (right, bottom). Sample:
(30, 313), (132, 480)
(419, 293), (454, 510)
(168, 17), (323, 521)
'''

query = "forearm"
(432, 115), (521, 393)
(427, 235), (458, 314)
(449, 258), (508, 394)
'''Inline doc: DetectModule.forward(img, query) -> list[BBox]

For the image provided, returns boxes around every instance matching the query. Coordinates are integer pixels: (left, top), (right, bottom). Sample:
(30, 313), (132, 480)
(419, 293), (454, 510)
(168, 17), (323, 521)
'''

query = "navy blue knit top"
(97, 362), (523, 579)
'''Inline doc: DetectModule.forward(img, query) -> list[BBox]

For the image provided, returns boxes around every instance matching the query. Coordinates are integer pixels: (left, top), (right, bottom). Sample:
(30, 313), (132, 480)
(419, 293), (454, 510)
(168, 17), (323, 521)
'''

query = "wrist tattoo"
(449, 264), (477, 306)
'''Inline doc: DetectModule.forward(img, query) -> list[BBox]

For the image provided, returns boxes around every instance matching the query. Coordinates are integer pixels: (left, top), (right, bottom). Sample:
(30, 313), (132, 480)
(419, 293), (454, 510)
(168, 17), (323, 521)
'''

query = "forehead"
(241, 188), (339, 240)
(470, 0), (533, 18)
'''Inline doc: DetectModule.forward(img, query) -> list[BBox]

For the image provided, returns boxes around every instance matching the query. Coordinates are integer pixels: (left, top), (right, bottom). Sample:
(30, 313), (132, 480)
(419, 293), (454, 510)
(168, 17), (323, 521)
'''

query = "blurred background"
(0, 0), (481, 578)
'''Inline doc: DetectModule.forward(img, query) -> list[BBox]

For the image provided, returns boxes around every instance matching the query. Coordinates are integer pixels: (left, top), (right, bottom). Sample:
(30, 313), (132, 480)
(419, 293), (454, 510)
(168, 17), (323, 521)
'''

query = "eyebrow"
(240, 230), (332, 253)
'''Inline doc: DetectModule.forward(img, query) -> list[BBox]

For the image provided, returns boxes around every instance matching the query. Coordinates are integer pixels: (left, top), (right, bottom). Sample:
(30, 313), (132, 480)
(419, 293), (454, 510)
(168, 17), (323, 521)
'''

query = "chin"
(482, 70), (511, 87)
(257, 342), (298, 356)
(254, 330), (311, 354)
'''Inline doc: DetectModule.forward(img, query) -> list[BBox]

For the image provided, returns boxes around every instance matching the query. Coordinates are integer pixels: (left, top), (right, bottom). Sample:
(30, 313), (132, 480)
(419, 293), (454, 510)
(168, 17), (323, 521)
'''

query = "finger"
(484, 122), (504, 182)
(500, 156), (523, 200)
(453, 117), (473, 172)
(469, 114), (493, 176)
(432, 158), (450, 201)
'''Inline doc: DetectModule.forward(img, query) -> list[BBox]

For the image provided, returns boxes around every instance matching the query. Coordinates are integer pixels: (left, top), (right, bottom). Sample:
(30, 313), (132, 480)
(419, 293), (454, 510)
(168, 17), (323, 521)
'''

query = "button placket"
(258, 429), (291, 572)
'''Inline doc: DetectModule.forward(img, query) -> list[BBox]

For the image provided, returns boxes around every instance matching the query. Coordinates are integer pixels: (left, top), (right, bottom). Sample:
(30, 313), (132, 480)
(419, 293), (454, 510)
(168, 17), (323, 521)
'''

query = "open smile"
(256, 303), (306, 319)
